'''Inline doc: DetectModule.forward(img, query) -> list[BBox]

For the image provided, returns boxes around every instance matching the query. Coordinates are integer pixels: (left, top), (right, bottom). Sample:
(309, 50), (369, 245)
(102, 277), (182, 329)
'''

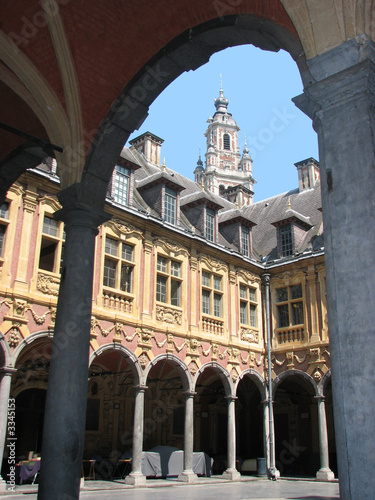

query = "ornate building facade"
(0, 90), (335, 485)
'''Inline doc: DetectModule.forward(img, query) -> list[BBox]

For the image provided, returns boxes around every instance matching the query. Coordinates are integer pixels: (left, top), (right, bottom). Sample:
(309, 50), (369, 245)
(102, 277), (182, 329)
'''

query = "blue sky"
(127, 44), (319, 202)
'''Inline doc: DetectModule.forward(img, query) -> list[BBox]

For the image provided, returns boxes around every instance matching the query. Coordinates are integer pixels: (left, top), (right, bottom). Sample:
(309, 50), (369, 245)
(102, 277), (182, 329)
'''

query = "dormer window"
(164, 187), (177, 224)
(241, 225), (250, 257)
(223, 133), (230, 150)
(113, 165), (130, 205)
(272, 209), (312, 259)
(206, 207), (215, 242)
(280, 224), (293, 257)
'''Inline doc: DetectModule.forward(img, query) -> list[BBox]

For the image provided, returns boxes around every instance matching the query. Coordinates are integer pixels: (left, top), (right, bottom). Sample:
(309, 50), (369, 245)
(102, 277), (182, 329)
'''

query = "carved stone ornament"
(188, 360), (199, 376)
(156, 305), (182, 325)
(229, 347), (240, 364)
(110, 219), (144, 239)
(313, 369), (322, 382)
(139, 352), (150, 369)
(154, 238), (188, 258)
(240, 328), (259, 343)
(37, 272), (60, 296)
(7, 329), (20, 348)
(230, 367), (239, 382)
(137, 327), (154, 348)
(200, 255), (227, 273)
(286, 351), (294, 367)
(187, 338), (200, 356)
(236, 268), (260, 284)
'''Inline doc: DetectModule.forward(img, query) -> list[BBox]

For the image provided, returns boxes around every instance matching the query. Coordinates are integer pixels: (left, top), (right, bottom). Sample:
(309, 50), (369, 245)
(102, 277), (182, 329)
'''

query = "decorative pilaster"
(306, 268), (320, 342)
(178, 391), (198, 483)
(14, 188), (39, 290)
(222, 395), (241, 480)
(37, 187), (110, 500)
(141, 234), (153, 320)
(125, 385), (147, 486)
(315, 395), (334, 481)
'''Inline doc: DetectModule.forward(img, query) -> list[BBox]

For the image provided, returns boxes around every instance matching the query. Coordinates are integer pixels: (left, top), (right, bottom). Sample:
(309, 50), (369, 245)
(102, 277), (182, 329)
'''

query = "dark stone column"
(125, 385), (146, 486)
(178, 391), (198, 483)
(38, 185), (109, 500)
(222, 395), (241, 481)
(294, 39), (375, 499)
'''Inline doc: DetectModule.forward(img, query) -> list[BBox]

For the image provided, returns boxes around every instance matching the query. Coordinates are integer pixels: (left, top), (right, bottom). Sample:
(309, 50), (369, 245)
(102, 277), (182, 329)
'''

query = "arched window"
(223, 133), (230, 150)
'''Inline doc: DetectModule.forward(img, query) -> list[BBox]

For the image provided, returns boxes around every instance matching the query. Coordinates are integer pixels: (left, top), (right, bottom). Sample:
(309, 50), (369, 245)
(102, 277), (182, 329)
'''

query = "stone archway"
(273, 371), (318, 477)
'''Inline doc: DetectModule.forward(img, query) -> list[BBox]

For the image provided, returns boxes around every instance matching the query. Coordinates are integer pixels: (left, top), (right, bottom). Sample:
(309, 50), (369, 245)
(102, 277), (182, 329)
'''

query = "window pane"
(156, 275), (167, 302)
(171, 279), (180, 306)
(157, 256), (167, 273)
(240, 301), (247, 324)
(239, 285), (247, 299)
(277, 304), (289, 327)
(39, 239), (57, 272)
(213, 293), (222, 317)
(206, 208), (215, 242)
(249, 288), (256, 302)
(241, 226), (249, 256)
(0, 202), (9, 219)
(165, 187), (177, 224)
(202, 290), (210, 314)
(103, 258), (116, 288)
(43, 216), (58, 237)
(114, 165), (130, 205)
(171, 260), (181, 277)
(292, 301), (304, 325)
(291, 284), (302, 299)
(0, 225), (5, 257)
(120, 264), (132, 293)
(280, 224), (293, 256)
(223, 133), (230, 150)
(250, 304), (257, 327)
(277, 288), (288, 302)
(202, 271), (210, 287)
(122, 243), (133, 261)
(213, 275), (221, 291)
(105, 237), (118, 256)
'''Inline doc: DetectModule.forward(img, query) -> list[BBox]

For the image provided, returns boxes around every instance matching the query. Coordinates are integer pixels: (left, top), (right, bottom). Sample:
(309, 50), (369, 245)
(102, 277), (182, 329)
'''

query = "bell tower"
(194, 80), (256, 206)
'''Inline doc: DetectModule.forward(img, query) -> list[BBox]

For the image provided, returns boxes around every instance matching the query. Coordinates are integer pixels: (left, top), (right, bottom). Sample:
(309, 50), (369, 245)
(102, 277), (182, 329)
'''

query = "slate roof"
(117, 144), (323, 265)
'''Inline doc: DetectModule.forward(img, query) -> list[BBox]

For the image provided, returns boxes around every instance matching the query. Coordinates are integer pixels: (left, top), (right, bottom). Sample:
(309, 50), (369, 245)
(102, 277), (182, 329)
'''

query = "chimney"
(295, 158), (320, 192)
(129, 132), (164, 165)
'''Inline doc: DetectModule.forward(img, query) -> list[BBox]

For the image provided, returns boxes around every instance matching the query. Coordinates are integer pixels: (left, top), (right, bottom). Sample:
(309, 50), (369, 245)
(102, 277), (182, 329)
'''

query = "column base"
(125, 472), (147, 486)
(178, 470), (198, 483)
(316, 468), (335, 481)
(222, 468), (241, 481)
(268, 468), (280, 480)
(0, 478), (7, 493)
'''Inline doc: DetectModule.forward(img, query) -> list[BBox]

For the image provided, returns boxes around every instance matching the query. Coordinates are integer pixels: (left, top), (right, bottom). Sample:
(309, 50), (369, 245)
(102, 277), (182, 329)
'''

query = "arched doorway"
(15, 389), (46, 460)
(144, 358), (186, 452)
(235, 374), (264, 469)
(274, 374), (317, 477)
(194, 365), (232, 474)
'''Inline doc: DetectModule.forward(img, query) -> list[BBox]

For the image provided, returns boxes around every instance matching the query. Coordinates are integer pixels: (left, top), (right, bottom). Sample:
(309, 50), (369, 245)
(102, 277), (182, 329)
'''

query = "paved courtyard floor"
(0, 476), (340, 500)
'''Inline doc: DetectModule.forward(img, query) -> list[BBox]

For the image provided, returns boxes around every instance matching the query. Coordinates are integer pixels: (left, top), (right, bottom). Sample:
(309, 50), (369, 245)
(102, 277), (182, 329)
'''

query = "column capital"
(183, 390), (196, 398)
(134, 384), (148, 393)
(225, 395), (237, 402)
(262, 273), (271, 285)
(0, 367), (17, 376)
(294, 58), (375, 123)
(55, 183), (110, 230)
(314, 394), (325, 403)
